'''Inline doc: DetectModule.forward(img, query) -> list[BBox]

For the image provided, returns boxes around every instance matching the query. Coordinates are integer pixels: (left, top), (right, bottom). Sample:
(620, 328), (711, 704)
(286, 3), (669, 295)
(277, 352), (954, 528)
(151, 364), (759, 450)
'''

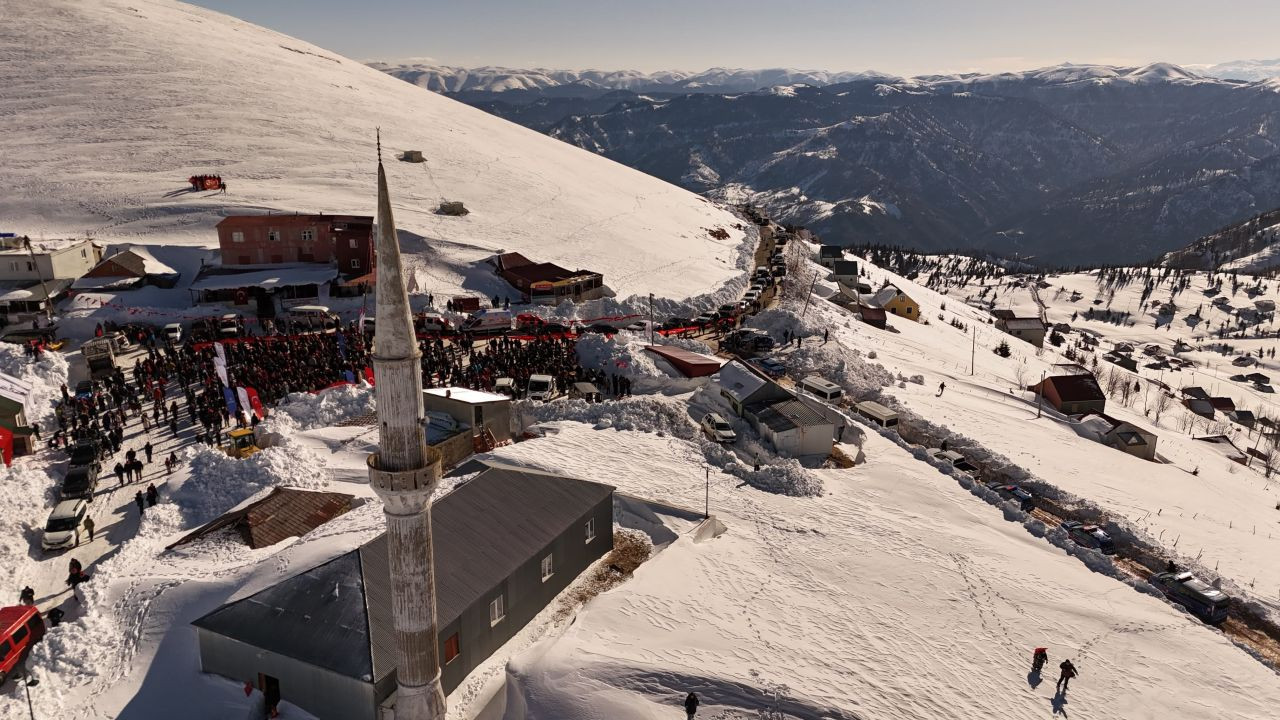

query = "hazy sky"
(189, 0), (1279, 75)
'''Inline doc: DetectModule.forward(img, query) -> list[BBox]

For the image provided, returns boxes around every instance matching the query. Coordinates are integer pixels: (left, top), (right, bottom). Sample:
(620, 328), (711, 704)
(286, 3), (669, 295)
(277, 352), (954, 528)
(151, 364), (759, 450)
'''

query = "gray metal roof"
(194, 466), (615, 683)
(750, 398), (830, 432)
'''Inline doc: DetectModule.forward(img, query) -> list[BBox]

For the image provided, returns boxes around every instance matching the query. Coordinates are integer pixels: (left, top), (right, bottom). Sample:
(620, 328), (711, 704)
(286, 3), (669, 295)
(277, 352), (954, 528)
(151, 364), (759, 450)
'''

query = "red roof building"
(644, 344), (725, 378)
(216, 214), (374, 278)
(491, 252), (604, 305)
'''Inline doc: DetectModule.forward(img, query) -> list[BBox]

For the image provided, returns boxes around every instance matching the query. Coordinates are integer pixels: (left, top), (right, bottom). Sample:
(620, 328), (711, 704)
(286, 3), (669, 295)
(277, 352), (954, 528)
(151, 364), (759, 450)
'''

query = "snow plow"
(221, 428), (261, 460)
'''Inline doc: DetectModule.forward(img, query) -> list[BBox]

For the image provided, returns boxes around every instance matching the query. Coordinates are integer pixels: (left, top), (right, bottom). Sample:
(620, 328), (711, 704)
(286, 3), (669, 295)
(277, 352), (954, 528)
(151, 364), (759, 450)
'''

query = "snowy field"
(0, 0), (749, 303)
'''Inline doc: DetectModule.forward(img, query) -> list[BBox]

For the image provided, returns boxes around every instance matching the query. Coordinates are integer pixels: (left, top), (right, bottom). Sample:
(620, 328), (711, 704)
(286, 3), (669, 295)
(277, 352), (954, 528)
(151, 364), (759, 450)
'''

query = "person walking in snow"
(937, 381), (946, 396)
(19, 586), (34, 605)
(684, 692), (699, 719)
(134, 491), (146, 515)
(114, 461), (125, 486)
(1056, 659), (1078, 692)
(145, 483), (159, 507)
(84, 516), (95, 542)
(144, 440), (153, 464)
(823, 329), (829, 344)
(1032, 647), (1048, 674)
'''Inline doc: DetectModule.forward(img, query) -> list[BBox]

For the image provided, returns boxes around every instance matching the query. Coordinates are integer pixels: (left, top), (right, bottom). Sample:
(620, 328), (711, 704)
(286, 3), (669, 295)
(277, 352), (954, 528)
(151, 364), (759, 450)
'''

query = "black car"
(990, 483), (1035, 510)
(60, 464), (100, 501)
(539, 322), (573, 335)
(68, 443), (103, 472)
(661, 317), (693, 331)
(581, 323), (618, 335)
(1062, 521), (1116, 554)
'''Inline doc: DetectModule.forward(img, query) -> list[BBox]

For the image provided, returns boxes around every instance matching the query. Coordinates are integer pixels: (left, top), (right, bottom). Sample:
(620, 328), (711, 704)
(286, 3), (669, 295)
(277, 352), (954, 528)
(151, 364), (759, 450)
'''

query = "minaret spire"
(368, 138), (448, 720)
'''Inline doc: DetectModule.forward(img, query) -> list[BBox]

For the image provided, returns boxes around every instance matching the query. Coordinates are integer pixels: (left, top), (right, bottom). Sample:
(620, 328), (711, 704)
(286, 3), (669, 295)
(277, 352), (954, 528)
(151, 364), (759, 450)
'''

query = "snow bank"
(747, 307), (895, 397)
(574, 333), (715, 394)
(0, 343), (70, 427)
(170, 443), (331, 526)
(270, 384), (375, 431)
(0, 463), (61, 593)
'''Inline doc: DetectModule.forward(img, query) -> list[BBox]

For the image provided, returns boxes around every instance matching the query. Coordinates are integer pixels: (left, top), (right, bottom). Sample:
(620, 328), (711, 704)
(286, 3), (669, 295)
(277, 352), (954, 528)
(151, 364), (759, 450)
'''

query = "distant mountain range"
(1188, 59), (1280, 82)
(377, 61), (1280, 266)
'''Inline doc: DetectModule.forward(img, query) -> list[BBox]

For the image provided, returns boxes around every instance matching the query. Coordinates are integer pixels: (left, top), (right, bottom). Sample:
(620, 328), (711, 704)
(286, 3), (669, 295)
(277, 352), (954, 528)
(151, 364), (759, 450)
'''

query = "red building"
(216, 214), (374, 277)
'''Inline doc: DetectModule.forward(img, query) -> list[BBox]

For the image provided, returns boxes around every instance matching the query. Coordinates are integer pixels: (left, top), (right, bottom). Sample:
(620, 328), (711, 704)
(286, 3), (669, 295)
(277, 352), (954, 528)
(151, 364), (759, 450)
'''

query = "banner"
(223, 386), (238, 417)
(213, 355), (229, 387)
(236, 387), (252, 419)
(245, 388), (266, 419)
(0, 426), (12, 466)
(363, 366), (376, 386)
(213, 341), (226, 365)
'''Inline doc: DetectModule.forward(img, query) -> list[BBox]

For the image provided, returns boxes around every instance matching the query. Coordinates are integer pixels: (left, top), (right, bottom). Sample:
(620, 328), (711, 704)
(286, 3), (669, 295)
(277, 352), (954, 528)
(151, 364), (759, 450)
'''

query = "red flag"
(363, 366), (376, 386)
(245, 388), (266, 419)
(0, 427), (12, 466)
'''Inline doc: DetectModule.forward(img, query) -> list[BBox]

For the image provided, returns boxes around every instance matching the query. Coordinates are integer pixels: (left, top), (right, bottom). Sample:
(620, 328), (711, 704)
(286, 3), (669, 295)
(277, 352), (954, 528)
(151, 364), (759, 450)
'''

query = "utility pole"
(22, 237), (54, 323)
(800, 273), (818, 319)
(1036, 370), (1045, 418)
(648, 293), (654, 345)
(24, 677), (38, 720)
(970, 325), (976, 376)
(705, 465), (710, 519)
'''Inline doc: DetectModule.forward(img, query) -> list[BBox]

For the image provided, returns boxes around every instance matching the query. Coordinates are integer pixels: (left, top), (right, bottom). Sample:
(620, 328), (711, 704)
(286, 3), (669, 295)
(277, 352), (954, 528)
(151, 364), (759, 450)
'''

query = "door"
(259, 673), (280, 708)
(475, 405), (484, 429)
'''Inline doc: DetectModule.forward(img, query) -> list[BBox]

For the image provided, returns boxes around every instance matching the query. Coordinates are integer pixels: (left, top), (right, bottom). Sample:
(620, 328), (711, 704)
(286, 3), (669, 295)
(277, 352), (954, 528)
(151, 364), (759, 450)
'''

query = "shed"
(1246, 372), (1272, 385)
(1181, 386), (1209, 400)
(643, 345), (725, 378)
(747, 398), (835, 457)
(423, 387), (513, 445)
(193, 465), (615, 720)
(1184, 398), (1215, 418)
(167, 488), (355, 550)
(715, 360), (790, 414)
(1077, 412), (1158, 461)
(830, 260), (859, 285)
(1229, 409), (1256, 428)
(402, 150), (425, 163)
(999, 317), (1047, 348)
(74, 245), (180, 290)
(817, 245), (844, 268)
(1209, 397), (1236, 413)
(1028, 374), (1106, 415)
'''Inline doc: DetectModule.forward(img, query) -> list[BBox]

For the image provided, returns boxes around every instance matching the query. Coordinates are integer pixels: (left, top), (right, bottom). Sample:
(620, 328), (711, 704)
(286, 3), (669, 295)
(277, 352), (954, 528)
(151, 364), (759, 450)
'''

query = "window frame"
(443, 633), (460, 664)
(300, 229), (314, 242)
(585, 517), (596, 544)
(541, 554), (554, 582)
(350, 259), (360, 269)
(231, 231), (245, 244)
(488, 595), (505, 626)
(267, 229), (280, 242)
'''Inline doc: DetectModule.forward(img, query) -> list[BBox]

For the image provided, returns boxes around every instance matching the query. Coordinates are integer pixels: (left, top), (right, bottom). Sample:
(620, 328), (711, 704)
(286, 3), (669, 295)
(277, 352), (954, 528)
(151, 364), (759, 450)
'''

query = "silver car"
(700, 412), (737, 444)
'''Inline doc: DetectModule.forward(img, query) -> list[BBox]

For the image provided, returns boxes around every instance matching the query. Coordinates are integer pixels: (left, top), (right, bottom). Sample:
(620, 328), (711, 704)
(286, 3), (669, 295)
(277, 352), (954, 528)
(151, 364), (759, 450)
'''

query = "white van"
(463, 309), (515, 335)
(855, 400), (898, 428)
(287, 305), (339, 331)
(42, 498), (88, 551)
(799, 375), (842, 402)
(526, 374), (555, 401)
(162, 323), (183, 344)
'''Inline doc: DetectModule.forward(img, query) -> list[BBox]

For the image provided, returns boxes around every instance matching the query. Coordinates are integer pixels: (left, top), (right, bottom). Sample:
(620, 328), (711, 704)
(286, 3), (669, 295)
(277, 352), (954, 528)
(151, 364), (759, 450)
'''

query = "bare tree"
(1152, 391), (1174, 425)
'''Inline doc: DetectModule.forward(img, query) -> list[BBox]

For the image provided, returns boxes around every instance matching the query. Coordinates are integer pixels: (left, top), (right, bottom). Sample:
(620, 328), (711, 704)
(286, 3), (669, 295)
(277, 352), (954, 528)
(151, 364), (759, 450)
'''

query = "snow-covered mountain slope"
(1191, 58), (1280, 81)
(370, 63), (897, 94)
(0, 0), (748, 301)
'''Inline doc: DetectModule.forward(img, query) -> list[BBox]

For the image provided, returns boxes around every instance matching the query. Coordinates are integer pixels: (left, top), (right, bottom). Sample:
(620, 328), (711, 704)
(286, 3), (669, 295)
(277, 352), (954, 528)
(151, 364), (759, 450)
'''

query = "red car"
(0, 605), (45, 684)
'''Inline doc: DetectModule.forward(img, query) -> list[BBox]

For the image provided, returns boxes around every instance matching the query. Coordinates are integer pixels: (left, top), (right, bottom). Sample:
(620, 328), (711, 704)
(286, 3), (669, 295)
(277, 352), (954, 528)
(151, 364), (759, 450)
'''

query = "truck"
(81, 337), (116, 380)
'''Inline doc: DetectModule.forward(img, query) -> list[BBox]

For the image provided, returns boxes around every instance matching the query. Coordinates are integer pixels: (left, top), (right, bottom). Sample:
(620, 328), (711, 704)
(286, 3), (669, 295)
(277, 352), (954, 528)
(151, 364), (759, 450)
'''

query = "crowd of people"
(418, 333), (623, 398)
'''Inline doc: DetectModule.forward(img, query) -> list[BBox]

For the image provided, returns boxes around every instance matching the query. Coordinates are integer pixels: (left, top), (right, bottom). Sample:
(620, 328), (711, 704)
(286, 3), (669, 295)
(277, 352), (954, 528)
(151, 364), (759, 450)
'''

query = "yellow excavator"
(221, 427), (261, 459)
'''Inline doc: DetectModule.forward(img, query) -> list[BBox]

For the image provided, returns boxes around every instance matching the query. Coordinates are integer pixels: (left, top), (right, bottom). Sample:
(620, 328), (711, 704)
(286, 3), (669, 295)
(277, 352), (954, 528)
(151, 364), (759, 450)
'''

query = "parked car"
(73, 379), (95, 400)
(41, 498), (88, 551)
(1150, 571), (1231, 624)
(700, 412), (737, 444)
(539, 322), (574, 335)
(68, 442), (103, 472)
(743, 290), (761, 304)
(415, 312), (454, 335)
(218, 313), (244, 338)
(162, 322), (183, 344)
(0, 605), (45, 684)
(717, 304), (740, 319)
(928, 449), (978, 474)
(750, 357), (786, 378)
(570, 382), (602, 403)
(60, 464), (100, 501)
(693, 312), (717, 327)
(526, 374), (555, 402)
(661, 317), (693, 331)
(493, 377), (518, 398)
(1061, 521), (1115, 554)
(582, 323), (618, 335)
(990, 483), (1035, 510)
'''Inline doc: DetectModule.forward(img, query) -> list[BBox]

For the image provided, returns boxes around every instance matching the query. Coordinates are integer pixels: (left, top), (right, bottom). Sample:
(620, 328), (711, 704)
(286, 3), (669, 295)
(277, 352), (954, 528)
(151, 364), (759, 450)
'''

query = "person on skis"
(1056, 659), (1078, 692)
(1032, 647), (1048, 673)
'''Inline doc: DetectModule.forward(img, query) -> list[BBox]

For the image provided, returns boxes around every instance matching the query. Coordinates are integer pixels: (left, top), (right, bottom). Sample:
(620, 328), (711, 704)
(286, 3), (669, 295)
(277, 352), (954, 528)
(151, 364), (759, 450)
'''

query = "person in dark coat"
(144, 441), (153, 464)
(684, 692), (699, 719)
(114, 461), (125, 486)
(1032, 647), (1048, 673)
(134, 491), (146, 514)
(19, 586), (34, 605)
(145, 483), (158, 507)
(1056, 659), (1078, 692)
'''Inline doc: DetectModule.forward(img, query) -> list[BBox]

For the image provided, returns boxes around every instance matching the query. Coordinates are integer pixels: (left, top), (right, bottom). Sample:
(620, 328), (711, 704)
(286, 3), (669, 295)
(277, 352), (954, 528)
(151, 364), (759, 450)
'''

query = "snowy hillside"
(1191, 58), (1280, 81)
(0, 0), (748, 301)
(370, 63), (897, 94)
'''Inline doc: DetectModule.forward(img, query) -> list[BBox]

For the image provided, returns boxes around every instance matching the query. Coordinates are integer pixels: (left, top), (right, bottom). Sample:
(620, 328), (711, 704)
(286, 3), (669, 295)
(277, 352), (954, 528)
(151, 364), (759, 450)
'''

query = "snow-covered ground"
(0, 0), (749, 303)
